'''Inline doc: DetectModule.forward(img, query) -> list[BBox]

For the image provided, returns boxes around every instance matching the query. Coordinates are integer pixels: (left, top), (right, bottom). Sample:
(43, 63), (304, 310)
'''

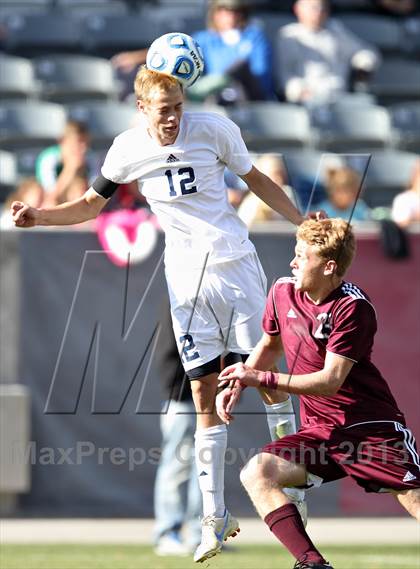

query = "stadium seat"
(279, 149), (346, 209)
(3, 12), (82, 56)
(312, 105), (394, 151)
(369, 59), (420, 104)
(0, 55), (39, 100)
(0, 150), (18, 202)
(391, 102), (420, 153)
(34, 55), (119, 104)
(310, 94), (377, 133)
(228, 103), (312, 151)
(338, 14), (402, 53)
(401, 16), (420, 56)
(347, 150), (419, 207)
(56, 0), (128, 15)
(143, 0), (205, 34)
(0, 0), (50, 5)
(281, 149), (335, 184)
(329, 92), (377, 108)
(67, 101), (138, 148)
(0, 101), (66, 150)
(184, 102), (228, 116)
(82, 13), (165, 56)
(0, 1), (50, 20)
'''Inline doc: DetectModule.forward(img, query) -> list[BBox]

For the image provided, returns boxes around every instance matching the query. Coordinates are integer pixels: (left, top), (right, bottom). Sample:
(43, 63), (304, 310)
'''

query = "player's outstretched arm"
(219, 351), (354, 397)
(241, 166), (326, 225)
(11, 187), (108, 228)
(241, 166), (304, 226)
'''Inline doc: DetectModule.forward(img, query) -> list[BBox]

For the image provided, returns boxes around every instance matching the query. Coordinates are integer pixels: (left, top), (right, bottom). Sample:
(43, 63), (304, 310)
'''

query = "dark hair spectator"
(35, 120), (97, 206)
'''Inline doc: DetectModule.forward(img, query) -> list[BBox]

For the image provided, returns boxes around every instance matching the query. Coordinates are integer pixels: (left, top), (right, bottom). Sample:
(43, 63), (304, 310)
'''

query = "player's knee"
(240, 455), (261, 488)
(240, 453), (276, 489)
(412, 499), (420, 522)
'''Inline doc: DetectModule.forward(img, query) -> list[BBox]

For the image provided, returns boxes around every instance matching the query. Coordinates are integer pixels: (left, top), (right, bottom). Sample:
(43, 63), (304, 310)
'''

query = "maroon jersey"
(262, 278), (405, 428)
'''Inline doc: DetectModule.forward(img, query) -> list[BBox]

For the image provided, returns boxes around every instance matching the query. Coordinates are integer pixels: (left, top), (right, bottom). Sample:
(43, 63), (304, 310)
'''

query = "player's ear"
(136, 99), (145, 113)
(324, 259), (337, 276)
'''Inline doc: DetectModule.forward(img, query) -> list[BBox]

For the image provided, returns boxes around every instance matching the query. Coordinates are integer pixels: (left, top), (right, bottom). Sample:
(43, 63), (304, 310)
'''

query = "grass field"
(1, 544), (419, 569)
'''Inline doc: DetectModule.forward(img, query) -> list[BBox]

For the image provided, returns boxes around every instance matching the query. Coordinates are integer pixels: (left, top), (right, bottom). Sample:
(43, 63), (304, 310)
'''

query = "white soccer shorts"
(166, 252), (267, 373)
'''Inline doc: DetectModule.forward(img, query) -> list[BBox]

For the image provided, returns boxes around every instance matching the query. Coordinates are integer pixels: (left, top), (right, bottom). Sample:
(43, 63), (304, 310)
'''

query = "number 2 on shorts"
(179, 333), (200, 362)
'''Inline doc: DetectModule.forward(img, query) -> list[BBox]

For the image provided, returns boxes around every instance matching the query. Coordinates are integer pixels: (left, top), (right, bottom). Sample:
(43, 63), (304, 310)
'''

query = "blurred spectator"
(111, 49), (148, 101)
(0, 178), (44, 228)
(368, 0), (419, 16)
(224, 168), (248, 209)
(154, 298), (201, 556)
(111, 0), (275, 104)
(277, 0), (381, 104)
(237, 153), (299, 226)
(391, 159), (420, 228)
(318, 165), (372, 221)
(190, 0), (276, 104)
(57, 172), (89, 205)
(111, 48), (147, 75)
(329, 0), (418, 15)
(35, 120), (97, 206)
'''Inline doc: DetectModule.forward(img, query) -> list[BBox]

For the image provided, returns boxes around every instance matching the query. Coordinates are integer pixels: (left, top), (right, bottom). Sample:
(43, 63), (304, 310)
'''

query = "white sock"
(264, 397), (297, 440)
(264, 398), (305, 502)
(195, 424), (227, 518)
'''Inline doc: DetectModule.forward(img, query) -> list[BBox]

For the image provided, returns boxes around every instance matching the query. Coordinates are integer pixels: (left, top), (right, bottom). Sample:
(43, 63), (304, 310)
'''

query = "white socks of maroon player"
(264, 398), (306, 505)
(195, 424), (227, 518)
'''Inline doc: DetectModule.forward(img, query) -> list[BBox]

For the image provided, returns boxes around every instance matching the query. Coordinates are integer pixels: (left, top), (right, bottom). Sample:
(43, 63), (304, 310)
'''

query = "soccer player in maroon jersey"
(217, 218), (420, 569)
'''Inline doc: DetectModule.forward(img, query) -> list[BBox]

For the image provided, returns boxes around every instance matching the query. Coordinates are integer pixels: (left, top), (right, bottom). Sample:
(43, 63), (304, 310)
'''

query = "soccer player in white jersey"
(12, 67), (312, 563)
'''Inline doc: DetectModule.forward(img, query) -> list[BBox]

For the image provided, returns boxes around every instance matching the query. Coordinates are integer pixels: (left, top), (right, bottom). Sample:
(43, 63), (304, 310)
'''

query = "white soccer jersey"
(100, 111), (255, 269)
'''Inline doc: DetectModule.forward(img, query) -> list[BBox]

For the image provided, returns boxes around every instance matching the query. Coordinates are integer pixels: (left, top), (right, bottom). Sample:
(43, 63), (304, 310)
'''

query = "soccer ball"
(146, 33), (205, 88)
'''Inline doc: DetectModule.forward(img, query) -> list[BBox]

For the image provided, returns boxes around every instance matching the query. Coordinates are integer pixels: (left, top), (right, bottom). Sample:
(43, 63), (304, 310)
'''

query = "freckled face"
(290, 240), (327, 292)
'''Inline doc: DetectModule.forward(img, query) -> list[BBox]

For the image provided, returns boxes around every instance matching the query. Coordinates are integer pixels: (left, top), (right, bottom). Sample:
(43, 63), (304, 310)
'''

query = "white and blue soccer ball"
(146, 33), (205, 88)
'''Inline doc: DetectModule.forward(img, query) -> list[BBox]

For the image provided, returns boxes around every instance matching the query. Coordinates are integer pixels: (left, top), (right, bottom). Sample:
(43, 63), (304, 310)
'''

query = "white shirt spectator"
(277, 18), (380, 103)
(391, 189), (420, 227)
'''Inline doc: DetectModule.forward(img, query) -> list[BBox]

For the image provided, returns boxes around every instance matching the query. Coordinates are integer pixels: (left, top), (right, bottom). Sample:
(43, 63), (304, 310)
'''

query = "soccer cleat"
(293, 561), (334, 568)
(193, 509), (240, 563)
(155, 532), (189, 556)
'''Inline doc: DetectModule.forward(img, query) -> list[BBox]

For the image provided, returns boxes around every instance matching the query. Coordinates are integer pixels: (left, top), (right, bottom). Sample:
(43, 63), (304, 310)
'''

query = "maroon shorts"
(262, 420), (420, 493)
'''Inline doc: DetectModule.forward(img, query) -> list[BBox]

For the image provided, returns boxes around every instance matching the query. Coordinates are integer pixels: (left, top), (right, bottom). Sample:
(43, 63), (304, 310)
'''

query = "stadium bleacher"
(0, 0), (418, 208)
(0, 54), (39, 99)
(33, 55), (120, 103)
(67, 100), (138, 148)
(229, 102), (312, 150)
(0, 149), (18, 201)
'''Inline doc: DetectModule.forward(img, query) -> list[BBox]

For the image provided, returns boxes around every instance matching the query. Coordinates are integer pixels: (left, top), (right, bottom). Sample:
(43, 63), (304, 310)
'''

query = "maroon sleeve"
(262, 282), (281, 335)
(327, 299), (377, 362)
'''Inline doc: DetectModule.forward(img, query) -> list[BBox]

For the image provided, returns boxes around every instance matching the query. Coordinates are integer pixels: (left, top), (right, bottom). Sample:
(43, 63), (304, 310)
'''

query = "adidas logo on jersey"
(403, 471), (417, 482)
(166, 154), (179, 163)
(287, 308), (297, 318)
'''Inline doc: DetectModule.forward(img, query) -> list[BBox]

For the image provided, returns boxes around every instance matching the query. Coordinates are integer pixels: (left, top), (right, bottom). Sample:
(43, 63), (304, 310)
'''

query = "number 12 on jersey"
(165, 167), (197, 197)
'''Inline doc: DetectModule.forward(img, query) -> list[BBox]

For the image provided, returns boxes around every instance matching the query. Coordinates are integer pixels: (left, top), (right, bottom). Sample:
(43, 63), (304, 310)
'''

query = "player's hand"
(216, 385), (242, 424)
(218, 362), (261, 389)
(11, 201), (40, 228)
(306, 210), (327, 221)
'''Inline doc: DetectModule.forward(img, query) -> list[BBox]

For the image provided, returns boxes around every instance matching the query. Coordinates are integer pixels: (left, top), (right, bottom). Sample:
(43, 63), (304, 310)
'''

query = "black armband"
(92, 175), (119, 199)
